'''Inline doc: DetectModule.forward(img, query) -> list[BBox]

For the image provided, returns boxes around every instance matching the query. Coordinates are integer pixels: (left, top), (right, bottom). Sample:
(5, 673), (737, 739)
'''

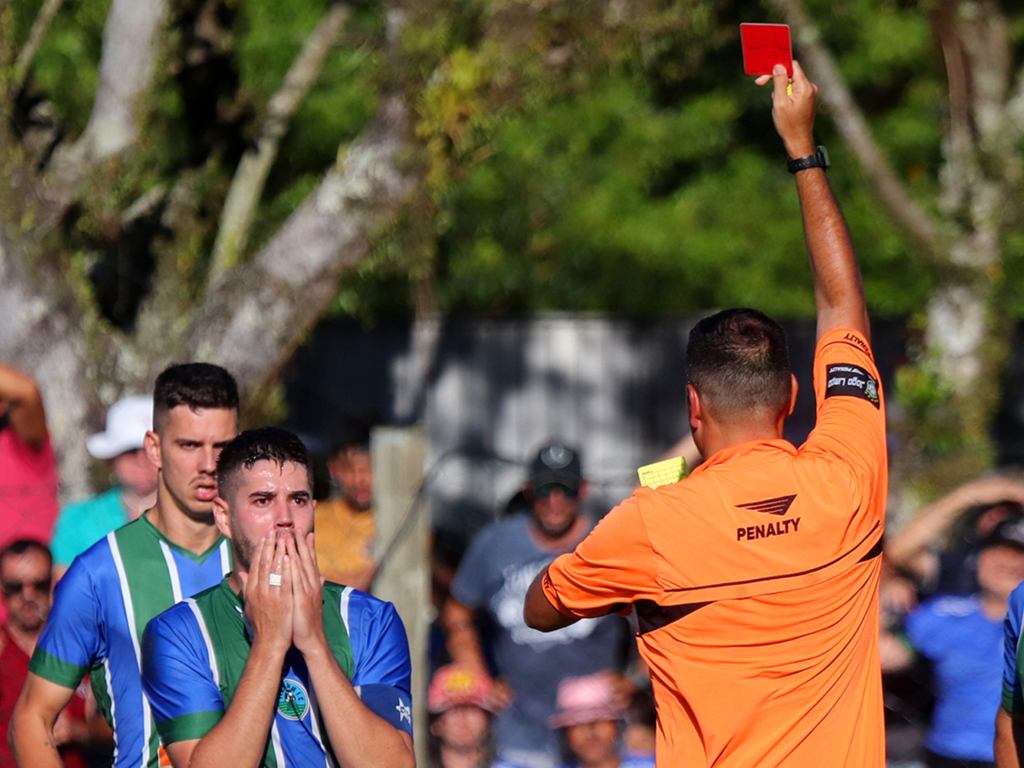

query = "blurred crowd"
(5, 353), (1024, 768)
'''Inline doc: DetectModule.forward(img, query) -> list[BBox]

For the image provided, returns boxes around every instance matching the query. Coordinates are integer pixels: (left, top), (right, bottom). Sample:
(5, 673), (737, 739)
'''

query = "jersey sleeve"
(543, 497), (659, 617)
(347, 591), (414, 737)
(141, 603), (225, 745)
(1003, 583), (1024, 713)
(29, 559), (103, 688)
(805, 328), (886, 506)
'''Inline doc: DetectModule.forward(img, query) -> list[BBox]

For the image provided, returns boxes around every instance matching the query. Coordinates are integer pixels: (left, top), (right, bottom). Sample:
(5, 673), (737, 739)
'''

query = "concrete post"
(371, 426), (429, 766)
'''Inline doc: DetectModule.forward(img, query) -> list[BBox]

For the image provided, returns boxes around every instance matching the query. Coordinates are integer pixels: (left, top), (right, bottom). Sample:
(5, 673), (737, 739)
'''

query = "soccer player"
(524, 62), (888, 767)
(996, 579), (1024, 767)
(140, 427), (415, 768)
(10, 364), (239, 768)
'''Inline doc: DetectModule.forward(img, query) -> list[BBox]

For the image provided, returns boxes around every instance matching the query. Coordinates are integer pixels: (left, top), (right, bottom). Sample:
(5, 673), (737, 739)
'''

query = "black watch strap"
(787, 145), (830, 174)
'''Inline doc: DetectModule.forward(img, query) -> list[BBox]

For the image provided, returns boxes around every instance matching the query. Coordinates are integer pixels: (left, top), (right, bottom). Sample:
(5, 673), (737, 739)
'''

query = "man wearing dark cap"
(443, 441), (629, 768)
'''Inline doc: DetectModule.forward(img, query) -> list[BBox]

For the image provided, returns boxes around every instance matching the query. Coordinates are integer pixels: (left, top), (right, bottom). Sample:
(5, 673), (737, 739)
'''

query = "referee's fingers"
(772, 64), (789, 102)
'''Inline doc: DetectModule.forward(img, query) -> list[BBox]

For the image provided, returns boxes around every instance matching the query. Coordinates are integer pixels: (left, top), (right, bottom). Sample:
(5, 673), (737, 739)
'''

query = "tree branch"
(766, 0), (942, 260)
(172, 95), (419, 394)
(208, 2), (351, 287)
(10, 0), (65, 97)
(49, 0), (170, 182)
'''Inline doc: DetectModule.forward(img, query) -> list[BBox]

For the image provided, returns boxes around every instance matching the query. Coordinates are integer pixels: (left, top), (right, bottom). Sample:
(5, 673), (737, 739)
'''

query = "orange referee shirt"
(542, 327), (887, 767)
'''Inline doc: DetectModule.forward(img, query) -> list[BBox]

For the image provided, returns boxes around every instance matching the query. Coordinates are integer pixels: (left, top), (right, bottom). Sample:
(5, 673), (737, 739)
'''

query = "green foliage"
(337, 0), (937, 319)
(18, 0), (106, 130)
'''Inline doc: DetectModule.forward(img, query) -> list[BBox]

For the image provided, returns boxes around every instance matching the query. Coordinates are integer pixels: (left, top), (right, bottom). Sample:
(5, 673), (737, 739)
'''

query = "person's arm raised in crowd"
(885, 476), (1024, 585)
(442, 597), (515, 709)
(163, 532), (293, 768)
(0, 363), (47, 450)
(995, 707), (1024, 768)
(9, 673), (78, 768)
(758, 62), (869, 343)
(442, 598), (489, 671)
(290, 533), (414, 768)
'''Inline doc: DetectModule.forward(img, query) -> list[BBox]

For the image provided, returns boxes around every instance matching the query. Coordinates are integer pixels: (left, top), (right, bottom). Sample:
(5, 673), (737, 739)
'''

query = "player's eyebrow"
(289, 491), (311, 502)
(249, 490), (277, 500)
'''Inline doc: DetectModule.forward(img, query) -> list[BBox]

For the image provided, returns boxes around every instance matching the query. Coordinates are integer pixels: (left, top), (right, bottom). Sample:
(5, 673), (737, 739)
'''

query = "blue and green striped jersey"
(141, 580), (413, 767)
(30, 515), (232, 768)
(1003, 580), (1024, 713)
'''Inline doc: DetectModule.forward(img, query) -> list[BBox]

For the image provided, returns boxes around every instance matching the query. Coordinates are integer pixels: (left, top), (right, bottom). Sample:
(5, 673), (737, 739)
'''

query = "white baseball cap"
(86, 395), (154, 460)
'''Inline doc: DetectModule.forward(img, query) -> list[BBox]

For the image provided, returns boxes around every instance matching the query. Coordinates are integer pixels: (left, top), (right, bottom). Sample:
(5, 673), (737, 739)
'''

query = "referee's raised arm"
(759, 61), (869, 343)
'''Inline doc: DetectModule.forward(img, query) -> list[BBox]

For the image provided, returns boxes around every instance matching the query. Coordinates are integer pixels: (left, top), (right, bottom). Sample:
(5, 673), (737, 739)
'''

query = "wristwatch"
(786, 145), (830, 174)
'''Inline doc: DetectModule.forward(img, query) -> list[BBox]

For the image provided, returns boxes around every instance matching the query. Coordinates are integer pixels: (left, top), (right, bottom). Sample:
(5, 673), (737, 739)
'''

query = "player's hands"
(756, 60), (817, 160)
(240, 529), (294, 655)
(289, 531), (327, 655)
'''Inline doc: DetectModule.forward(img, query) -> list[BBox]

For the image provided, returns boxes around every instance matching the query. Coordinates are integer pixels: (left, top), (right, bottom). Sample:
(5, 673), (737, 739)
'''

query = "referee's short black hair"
(216, 427), (312, 504)
(686, 308), (792, 419)
(153, 363), (239, 431)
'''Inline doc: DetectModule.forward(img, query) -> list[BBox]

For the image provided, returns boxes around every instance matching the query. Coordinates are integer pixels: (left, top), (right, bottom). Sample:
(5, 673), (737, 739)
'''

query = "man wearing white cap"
(50, 395), (158, 572)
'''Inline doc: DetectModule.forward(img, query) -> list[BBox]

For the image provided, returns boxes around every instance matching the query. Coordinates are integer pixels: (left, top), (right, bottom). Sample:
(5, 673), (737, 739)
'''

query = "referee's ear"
(787, 374), (798, 417)
(687, 385), (704, 431)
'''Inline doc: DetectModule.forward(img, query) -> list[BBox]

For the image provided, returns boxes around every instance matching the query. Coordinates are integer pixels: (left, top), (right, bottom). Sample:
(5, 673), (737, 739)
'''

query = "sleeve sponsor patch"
(825, 364), (880, 409)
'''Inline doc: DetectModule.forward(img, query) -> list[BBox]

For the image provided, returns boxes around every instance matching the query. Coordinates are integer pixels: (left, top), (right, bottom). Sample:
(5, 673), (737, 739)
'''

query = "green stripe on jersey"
(30, 647), (90, 688)
(111, 520), (180, 638)
(322, 583), (355, 679)
(158, 711), (225, 744)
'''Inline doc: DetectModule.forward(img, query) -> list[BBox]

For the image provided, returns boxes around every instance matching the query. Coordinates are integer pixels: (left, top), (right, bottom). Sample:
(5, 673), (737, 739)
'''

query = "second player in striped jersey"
(10, 364), (240, 768)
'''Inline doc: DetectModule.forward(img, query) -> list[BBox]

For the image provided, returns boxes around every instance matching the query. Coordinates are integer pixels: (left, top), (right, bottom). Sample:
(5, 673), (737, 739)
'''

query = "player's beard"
(231, 532), (255, 573)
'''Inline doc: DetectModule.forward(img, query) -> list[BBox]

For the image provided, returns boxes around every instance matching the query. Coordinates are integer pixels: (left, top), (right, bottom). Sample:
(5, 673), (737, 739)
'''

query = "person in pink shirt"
(0, 363), (58, 550)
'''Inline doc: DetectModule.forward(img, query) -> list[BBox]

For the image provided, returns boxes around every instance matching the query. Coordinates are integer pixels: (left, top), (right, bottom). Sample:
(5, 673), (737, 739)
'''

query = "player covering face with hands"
(141, 427), (415, 768)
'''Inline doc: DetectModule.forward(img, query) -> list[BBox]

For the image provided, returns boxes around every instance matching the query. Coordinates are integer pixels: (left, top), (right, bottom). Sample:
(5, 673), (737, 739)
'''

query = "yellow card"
(637, 456), (689, 488)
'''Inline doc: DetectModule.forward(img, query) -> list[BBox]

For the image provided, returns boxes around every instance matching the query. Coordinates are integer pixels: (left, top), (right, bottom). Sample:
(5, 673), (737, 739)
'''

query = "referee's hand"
(756, 60), (818, 160)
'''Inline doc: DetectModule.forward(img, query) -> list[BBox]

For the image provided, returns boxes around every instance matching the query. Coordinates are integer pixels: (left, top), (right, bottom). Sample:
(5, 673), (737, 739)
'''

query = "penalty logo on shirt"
(278, 679), (309, 721)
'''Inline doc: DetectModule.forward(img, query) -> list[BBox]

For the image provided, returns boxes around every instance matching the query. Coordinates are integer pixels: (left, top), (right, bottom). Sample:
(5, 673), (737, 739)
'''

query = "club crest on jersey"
(278, 679), (309, 721)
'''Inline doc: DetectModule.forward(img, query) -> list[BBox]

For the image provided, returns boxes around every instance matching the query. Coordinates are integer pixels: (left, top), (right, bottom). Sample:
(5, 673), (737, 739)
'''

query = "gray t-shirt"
(451, 514), (629, 767)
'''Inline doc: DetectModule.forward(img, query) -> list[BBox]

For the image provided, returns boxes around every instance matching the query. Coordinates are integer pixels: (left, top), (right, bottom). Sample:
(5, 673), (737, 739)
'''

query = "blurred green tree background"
(3, 0), (1023, 506)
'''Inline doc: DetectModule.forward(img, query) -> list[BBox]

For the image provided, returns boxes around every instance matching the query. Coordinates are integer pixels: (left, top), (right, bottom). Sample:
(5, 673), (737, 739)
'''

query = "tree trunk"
(175, 95), (419, 392)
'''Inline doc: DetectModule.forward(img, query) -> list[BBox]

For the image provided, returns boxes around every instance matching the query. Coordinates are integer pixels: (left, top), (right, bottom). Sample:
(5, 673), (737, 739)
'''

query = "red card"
(740, 23), (793, 78)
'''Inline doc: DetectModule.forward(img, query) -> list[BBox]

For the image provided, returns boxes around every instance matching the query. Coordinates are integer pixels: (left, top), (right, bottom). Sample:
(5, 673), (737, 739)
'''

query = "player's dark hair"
(686, 308), (792, 419)
(153, 363), (239, 432)
(217, 427), (312, 503)
(0, 539), (52, 571)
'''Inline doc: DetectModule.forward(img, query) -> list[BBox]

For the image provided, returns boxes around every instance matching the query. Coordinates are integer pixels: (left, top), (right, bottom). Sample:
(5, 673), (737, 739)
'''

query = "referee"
(525, 62), (887, 768)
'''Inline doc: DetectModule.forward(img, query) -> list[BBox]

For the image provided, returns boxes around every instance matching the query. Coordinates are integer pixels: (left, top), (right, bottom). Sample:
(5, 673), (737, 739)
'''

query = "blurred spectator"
(443, 441), (630, 768)
(428, 663), (502, 768)
(620, 689), (656, 764)
(882, 518), (1024, 767)
(886, 475), (1024, 597)
(315, 416), (376, 590)
(50, 395), (157, 573)
(0, 540), (110, 768)
(0, 363), (58, 550)
(431, 526), (470, 675)
(549, 673), (653, 768)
